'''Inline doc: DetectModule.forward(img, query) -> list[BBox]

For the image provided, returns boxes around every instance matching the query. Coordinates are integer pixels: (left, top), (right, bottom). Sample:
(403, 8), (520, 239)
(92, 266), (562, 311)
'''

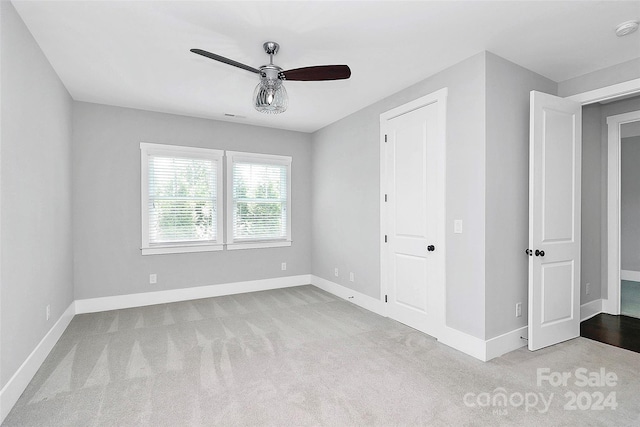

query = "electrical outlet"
(515, 302), (522, 318)
(46, 304), (51, 321)
(454, 220), (463, 234)
(586, 283), (591, 295)
(349, 272), (355, 282)
(281, 262), (287, 271)
(149, 274), (157, 284)
(334, 268), (339, 277)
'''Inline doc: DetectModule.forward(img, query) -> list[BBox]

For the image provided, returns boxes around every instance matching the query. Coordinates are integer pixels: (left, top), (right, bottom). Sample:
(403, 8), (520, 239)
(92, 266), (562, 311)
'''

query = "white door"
(528, 91), (582, 351)
(382, 92), (445, 339)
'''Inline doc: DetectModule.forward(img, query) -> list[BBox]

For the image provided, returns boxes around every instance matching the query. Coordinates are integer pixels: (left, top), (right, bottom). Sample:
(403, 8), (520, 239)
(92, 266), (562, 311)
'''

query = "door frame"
(561, 78), (640, 318)
(567, 78), (640, 105)
(603, 110), (640, 314)
(379, 88), (448, 329)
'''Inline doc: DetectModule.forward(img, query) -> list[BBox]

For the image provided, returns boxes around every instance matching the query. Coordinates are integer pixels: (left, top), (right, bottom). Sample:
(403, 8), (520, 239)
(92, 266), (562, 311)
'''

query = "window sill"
(141, 244), (223, 255)
(226, 240), (292, 251)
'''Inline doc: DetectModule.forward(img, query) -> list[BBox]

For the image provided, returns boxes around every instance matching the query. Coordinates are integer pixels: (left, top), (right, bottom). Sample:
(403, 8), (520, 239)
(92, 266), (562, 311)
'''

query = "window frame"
(226, 151), (292, 250)
(140, 142), (224, 255)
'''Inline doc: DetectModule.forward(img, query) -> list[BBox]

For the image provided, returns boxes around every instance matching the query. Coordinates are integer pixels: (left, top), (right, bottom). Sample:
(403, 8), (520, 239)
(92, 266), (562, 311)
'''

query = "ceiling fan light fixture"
(254, 78), (288, 114)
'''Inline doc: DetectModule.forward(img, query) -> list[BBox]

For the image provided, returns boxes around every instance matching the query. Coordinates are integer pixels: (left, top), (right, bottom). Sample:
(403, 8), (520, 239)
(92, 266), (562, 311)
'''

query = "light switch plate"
(454, 220), (463, 234)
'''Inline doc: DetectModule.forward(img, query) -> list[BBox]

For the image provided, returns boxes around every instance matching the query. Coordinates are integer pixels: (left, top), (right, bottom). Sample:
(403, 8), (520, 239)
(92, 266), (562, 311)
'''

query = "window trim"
(140, 142), (224, 255)
(226, 151), (292, 250)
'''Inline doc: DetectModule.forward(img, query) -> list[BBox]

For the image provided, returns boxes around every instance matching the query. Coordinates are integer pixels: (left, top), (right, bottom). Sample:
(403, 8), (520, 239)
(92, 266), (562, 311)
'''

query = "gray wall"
(558, 58), (640, 98)
(312, 52), (488, 339)
(1, 1), (73, 388)
(580, 96), (640, 302)
(581, 103), (605, 303)
(311, 51), (562, 340)
(72, 102), (311, 300)
(621, 136), (640, 272)
(484, 53), (557, 339)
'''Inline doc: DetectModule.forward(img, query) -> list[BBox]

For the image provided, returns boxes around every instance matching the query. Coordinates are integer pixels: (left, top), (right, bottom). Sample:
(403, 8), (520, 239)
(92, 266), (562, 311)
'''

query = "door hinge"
(385, 295), (388, 303)
(384, 134), (388, 142)
(384, 194), (388, 202)
(384, 235), (388, 243)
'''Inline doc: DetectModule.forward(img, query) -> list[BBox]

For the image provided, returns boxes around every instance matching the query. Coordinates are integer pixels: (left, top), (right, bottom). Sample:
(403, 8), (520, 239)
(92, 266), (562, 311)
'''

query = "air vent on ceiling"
(223, 113), (246, 119)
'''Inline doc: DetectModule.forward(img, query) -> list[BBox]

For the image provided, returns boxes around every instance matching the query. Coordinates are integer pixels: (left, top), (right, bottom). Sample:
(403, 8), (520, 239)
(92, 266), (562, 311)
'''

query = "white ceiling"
(11, 1), (640, 133)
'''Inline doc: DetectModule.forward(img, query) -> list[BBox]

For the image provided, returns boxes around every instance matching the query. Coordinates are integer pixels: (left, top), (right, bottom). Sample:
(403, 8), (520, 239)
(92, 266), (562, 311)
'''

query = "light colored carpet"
(4, 285), (640, 426)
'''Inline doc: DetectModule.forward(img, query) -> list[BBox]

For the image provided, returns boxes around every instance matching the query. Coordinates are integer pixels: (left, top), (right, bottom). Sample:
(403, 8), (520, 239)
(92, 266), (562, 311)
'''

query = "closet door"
(381, 90), (446, 339)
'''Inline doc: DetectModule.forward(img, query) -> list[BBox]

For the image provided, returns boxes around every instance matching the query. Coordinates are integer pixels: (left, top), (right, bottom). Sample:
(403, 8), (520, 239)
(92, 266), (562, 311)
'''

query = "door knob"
(535, 249), (545, 257)
(427, 245), (435, 252)
(525, 249), (533, 256)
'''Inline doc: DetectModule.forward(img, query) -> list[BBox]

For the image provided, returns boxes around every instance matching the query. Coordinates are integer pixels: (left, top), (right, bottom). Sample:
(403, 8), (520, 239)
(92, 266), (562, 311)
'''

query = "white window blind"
(227, 152), (292, 248)
(149, 156), (216, 243)
(141, 143), (223, 255)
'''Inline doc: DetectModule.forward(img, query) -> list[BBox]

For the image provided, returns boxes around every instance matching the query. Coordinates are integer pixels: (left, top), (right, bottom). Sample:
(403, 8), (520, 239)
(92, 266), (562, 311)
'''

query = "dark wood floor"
(581, 313), (640, 354)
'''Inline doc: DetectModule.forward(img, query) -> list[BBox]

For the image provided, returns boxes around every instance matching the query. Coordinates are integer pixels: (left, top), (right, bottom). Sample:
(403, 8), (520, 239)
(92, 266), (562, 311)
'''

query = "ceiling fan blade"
(190, 49), (261, 74)
(281, 65), (351, 81)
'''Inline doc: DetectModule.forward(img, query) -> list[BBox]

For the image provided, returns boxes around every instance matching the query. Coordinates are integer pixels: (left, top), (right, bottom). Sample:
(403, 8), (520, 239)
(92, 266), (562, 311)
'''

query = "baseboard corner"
(438, 326), (488, 361)
(580, 298), (603, 322)
(484, 326), (528, 361)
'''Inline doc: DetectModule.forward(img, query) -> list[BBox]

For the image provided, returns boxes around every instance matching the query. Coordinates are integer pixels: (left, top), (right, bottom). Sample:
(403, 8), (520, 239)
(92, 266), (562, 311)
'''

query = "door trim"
(565, 79), (640, 317)
(566, 78), (640, 105)
(379, 88), (448, 329)
(604, 110), (640, 314)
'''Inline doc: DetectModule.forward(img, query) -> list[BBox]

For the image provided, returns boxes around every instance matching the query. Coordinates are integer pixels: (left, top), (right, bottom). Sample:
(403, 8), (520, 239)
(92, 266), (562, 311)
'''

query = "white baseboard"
(0, 302), (75, 424)
(1, 275), (312, 422)
(309, 276), (489, 360)
(484, 326), (528, 361)
(438, 326), (487, 361)
(468, 299), (604, 362)
(621, 270), (640, 282)
(580, 298), (603, 321)
(75, 275), (312, 314)
(439, 326), (528, 362)
(310, 275), (385, 316)
(9, 273), (596, 423)
(310, 275), (529, 362)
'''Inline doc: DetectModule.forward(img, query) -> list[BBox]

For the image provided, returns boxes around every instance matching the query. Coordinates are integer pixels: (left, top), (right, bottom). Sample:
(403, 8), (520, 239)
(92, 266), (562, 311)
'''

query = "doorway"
(577, 97), (640, 354)
(604, 106), (640, 315)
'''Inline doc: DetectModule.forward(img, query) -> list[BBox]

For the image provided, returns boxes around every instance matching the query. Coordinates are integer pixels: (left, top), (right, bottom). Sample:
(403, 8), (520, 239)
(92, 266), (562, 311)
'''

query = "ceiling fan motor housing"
(260, 64), (284, 81)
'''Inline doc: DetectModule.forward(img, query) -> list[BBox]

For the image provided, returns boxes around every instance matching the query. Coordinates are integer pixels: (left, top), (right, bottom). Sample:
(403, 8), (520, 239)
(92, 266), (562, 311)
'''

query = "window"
(140, 143), (223, 255)
(226, 151), (292, 249)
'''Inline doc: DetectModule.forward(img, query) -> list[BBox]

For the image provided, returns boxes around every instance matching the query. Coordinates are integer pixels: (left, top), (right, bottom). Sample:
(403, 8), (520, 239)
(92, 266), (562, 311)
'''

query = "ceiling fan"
(191, 42), (351, 114)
